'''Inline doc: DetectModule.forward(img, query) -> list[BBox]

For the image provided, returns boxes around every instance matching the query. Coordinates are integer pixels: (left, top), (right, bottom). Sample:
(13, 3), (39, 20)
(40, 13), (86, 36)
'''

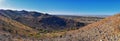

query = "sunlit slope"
(43, 14), (120, 41)
(0, 15), (38, 37)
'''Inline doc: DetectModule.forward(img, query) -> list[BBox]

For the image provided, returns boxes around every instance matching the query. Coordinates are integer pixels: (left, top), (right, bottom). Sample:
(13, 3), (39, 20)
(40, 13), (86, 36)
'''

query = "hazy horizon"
(0, 0), (119, 15)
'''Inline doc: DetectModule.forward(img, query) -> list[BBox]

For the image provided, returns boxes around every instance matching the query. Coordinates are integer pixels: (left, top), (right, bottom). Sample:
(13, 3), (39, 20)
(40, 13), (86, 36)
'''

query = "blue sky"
(0, 0), (120, 15)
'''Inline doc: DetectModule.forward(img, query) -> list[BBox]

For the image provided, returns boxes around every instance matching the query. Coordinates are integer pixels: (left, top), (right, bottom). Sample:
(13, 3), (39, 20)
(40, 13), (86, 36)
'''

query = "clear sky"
(0, 0), (120, 15)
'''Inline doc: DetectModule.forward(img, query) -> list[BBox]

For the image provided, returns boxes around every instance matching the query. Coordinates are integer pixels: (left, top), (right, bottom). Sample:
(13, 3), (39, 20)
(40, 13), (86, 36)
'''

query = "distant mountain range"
(0, 9), (104, 41)
(0, 9), (87, 31)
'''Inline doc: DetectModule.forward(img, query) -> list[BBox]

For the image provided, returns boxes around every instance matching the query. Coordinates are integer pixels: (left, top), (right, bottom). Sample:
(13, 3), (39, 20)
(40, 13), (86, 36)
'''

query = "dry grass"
(38, 14), (120, 41)
(1, 12), (120, 41)
(0, 15), (38, 37)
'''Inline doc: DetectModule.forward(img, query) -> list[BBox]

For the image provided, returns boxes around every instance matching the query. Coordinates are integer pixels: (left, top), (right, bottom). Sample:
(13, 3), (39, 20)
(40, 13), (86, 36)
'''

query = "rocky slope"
(0, 9), (86, 32)
(0, 9), (105, 41)
(0, 13), (38, 41)
(40, 14), (120, 41)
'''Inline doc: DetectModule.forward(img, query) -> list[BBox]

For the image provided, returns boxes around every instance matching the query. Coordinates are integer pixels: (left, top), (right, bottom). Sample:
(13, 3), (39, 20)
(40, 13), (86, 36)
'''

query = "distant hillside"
(42, 14), (120, 41)
(57, 15), (104, 24)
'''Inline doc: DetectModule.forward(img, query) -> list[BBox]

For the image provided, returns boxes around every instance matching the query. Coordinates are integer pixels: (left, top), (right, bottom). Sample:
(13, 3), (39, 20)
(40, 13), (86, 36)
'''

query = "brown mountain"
(0, 13), (38, 41)
(0, 9), (86, 32)
(0, 9), (104, 41)
(40, 14), (120, 41)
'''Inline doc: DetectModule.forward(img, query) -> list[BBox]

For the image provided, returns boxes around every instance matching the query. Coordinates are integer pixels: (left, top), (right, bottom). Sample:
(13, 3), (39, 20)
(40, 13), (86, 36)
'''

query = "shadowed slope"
(0, 10), (86, 31)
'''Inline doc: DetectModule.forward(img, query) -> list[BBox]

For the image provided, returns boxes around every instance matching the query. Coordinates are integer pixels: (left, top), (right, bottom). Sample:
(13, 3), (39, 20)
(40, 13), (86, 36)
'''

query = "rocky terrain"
(0, 10), (88, 31)
(0, 9), (105, 41)
(41, 14), (120, 41)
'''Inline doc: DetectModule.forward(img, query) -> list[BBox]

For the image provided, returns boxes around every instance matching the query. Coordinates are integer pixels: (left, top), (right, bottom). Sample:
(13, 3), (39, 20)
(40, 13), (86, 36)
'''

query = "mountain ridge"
(0, 9), (105, 41)
(0, 14), (38, 35)
(0, 9), (87, 31)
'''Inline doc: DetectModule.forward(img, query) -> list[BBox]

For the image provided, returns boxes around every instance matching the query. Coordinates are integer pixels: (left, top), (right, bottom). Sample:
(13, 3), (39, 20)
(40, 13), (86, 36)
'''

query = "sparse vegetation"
(0, 9), (106, 41)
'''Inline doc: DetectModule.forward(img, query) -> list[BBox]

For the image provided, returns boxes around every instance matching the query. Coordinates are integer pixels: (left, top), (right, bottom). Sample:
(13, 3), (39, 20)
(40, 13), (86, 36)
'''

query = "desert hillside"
(0, 10), (86, 31)
(41, 14), (120, 41)
(0, 9), (119, 41)
(0, 0), (118, 41)
(0, 13), (38, 41)
(0, 9), (103, 32)
(0, 9), (104, 41)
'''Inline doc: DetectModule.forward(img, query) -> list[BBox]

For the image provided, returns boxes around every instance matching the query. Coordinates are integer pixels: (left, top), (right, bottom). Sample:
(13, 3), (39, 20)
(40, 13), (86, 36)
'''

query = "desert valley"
(0, 9), (120, 41)
(0, 0), (119, 41)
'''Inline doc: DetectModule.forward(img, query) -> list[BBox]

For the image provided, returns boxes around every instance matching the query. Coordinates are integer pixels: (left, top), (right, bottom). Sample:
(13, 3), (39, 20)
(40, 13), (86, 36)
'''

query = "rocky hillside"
(0, 9), (105, 41)
(0, 9), (86, 32)
(40, 14), (120, 41)
(0, 13), (38, 41)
